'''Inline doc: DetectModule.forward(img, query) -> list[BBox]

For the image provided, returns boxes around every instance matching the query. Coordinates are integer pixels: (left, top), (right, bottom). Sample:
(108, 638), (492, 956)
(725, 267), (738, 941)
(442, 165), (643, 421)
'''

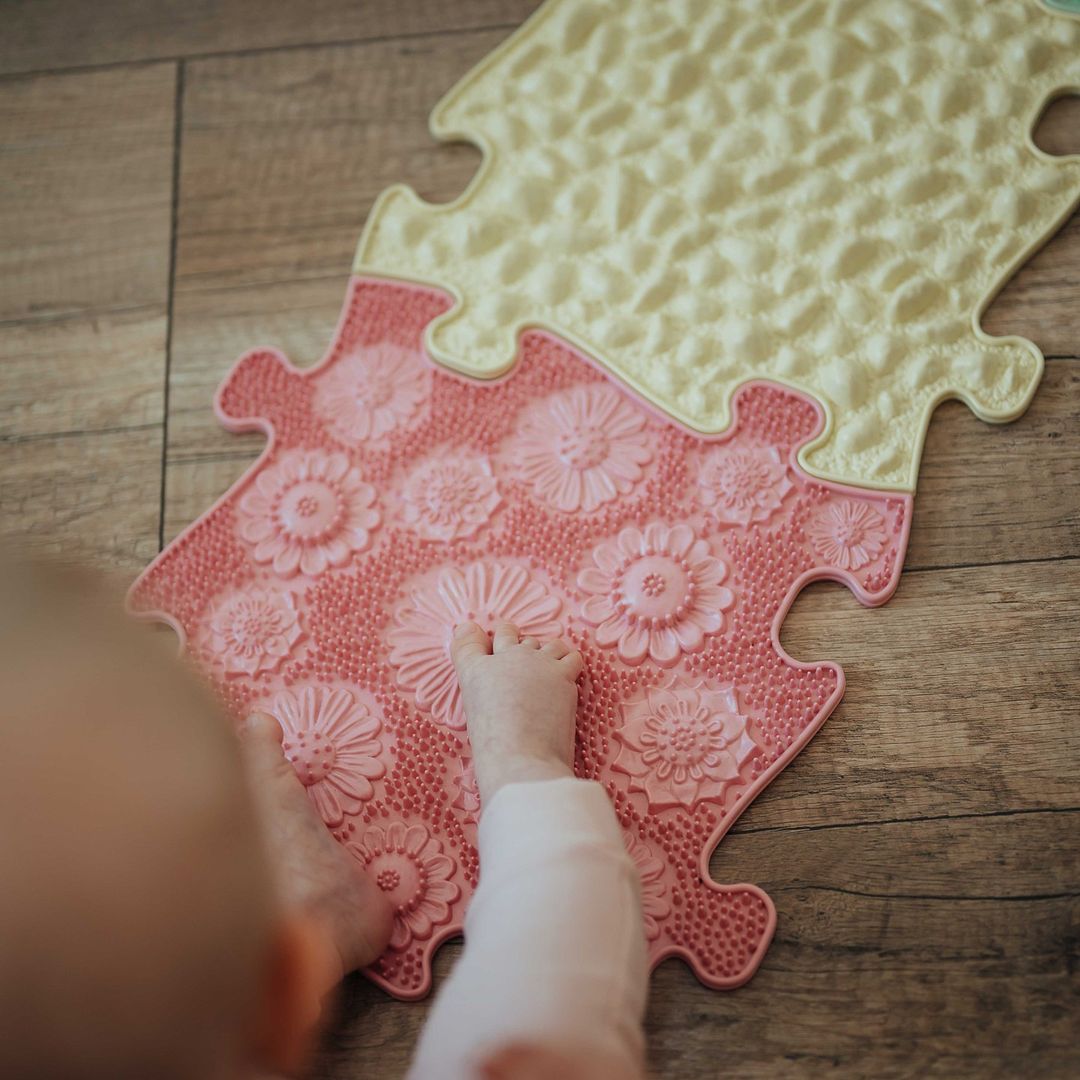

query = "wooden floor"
(2, 4), (1078, 1076)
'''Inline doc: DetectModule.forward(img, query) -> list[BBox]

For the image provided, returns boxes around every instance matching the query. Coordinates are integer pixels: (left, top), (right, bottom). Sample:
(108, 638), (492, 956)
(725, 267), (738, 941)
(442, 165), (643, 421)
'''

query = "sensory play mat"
(129, 0), (1079, 999)
(130, 278), (910, 996)
(356, 0), (1080, 491)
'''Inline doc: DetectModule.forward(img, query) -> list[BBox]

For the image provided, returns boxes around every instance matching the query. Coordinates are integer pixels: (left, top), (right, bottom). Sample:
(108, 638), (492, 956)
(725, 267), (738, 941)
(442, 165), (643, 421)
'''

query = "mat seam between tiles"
(159, 60), (185, 553)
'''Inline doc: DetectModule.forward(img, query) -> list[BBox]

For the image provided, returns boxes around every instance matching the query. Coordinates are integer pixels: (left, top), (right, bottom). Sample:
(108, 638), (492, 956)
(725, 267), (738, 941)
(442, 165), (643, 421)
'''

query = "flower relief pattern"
(400, 453), (501, 542)
(128, 277), (919, 999)
(509, 383), (652, 512)
(207, 585), (302, 676)
(614, 679), (757, 811)
(237, 449), (380, 577)
(578, 523), (734, 667)
(624, 834), (671, 941)
(807, 499), (889, 571)
(313, 342), (429, 445)
(348, 822), (460, 950)
(388, 562), (562, 729)
(261, 685), (386, 826)
(696, 445), (793, 527)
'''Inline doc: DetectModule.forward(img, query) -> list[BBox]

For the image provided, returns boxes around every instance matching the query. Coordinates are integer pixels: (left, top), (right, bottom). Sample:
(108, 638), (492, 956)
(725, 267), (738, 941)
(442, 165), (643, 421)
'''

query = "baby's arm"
(408, 622), (648, 1080)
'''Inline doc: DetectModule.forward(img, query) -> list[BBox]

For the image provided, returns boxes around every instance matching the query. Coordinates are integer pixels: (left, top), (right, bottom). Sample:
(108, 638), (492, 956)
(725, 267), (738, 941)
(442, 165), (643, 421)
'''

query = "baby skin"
(239, 619), (583, 984)
(245, 621), (647, 1080)
(0, 553), (644, 1080)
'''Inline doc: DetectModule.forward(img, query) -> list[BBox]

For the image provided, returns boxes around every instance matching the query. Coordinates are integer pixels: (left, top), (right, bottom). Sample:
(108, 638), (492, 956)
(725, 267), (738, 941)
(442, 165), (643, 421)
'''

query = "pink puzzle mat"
(129, 277), (912, 998)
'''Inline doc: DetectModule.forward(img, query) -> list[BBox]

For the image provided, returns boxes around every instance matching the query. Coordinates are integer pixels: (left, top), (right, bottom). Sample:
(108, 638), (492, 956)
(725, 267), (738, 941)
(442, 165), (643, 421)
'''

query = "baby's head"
(0, 554), (323, 1079)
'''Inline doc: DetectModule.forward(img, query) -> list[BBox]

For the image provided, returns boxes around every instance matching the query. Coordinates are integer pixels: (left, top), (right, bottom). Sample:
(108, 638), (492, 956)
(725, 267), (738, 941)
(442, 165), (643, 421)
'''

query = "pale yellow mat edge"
(354, 1), (1080, 495)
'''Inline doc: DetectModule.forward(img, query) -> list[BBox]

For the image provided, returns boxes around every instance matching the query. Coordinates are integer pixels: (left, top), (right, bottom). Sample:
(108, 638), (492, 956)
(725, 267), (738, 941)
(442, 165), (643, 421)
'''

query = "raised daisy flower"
(578, 523), (734, 667)
(806, 499), (888, 571)
(314, 343), (429, 445)
(388, 561), (562, 729)
(508, 383), (651, 513)
(613, 679), (756, 810)
(348, 822), (460, 950)
(400, 454), (501, 542)
(695, 445), (792, 526)
(262, 684), (386, 826)
(208, 586), (302, 676)
(237, 448), (380, 577)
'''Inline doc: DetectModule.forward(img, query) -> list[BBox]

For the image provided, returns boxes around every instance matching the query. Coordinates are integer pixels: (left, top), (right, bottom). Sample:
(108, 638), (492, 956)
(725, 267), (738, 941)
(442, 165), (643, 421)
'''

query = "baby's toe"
(492, 621), (520, 652)
(560, 649), (584, 678)
(451, 621), (490, 668)
(242, 709), (283, 744)
(239, 711), (295, 782)
(540, 639), (569, 659)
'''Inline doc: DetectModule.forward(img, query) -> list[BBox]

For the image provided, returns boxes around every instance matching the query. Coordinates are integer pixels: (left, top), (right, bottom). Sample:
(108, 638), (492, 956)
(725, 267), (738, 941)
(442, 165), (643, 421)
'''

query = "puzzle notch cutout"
(354, 0), (1080, 492)
(130, 278), (912, 998)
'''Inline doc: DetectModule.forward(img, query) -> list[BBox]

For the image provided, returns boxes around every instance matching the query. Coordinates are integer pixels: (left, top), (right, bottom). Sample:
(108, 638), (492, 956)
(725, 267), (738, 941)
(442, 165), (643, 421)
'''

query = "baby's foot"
(450, 621), (583, 805)
(239, 712), (394, 979)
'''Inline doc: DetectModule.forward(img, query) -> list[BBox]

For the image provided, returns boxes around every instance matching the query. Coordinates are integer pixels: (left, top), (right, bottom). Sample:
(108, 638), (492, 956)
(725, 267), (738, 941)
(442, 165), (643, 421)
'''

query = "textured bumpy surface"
(129, 278), (911, 998)
(354, 0), (1080, 491)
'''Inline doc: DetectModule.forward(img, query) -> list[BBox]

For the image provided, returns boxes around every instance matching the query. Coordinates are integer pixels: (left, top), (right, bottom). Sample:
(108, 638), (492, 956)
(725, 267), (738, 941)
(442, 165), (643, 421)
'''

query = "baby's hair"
(0, 548), (275, 1080)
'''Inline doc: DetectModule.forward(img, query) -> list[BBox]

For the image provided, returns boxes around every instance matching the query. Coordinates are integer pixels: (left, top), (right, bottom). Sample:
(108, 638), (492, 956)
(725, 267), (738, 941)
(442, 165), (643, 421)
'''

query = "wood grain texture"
(981, 208), (1080, 357)
(0, 306), (167, 438)
(1, 426), (165, 572)
(0, 63), (174, 569)
(981, 95), (1080, 357)
(0, 65), (175, 321)
(908, 360), (1080, 568)
(0, 0), (539, 76)
(0, 64), (174, 439)
(174, 33), (493, 294)
(0, 5), (1077, 1078)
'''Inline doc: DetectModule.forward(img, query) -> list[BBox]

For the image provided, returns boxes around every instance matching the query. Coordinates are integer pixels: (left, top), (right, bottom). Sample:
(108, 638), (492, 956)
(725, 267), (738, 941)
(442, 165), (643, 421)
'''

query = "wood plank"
(0, 426), (164, 574)
(981, 205), (1080, 358)
(314, 807), (1080, 1079)
(1032, 93), (1080, 161)
(175, 32), (499, 295)
(0, 63), (175, 455)
(980, 93), (1080, 358)
(0, 64), (175, 322)
(0, 307), (166, 438)
(0, 1), (538, 76)
(909, 359), (1079, 568)
(767, 557), (1079, 828)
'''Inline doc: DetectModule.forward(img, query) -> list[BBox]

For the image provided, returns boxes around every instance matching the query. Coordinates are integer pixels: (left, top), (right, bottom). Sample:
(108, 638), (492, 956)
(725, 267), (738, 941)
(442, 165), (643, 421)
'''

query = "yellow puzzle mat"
(355, 0), (1080, 492)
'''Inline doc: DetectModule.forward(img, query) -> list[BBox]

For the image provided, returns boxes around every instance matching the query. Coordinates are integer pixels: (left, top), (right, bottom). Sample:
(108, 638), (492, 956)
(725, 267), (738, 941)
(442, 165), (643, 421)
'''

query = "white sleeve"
(408, 777), (648, 1080)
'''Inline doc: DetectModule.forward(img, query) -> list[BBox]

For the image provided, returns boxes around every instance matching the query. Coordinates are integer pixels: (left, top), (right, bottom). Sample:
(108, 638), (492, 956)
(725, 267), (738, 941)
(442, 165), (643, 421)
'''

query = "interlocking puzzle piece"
(354, 0), (1080, 492)
(130, 278), (912, 998)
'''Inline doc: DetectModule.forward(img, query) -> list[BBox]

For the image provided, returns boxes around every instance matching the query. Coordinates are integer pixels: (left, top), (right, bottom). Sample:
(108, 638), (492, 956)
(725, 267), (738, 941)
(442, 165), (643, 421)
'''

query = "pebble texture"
(129, 278), (912, 998)
(354, 0), (1080, 491)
